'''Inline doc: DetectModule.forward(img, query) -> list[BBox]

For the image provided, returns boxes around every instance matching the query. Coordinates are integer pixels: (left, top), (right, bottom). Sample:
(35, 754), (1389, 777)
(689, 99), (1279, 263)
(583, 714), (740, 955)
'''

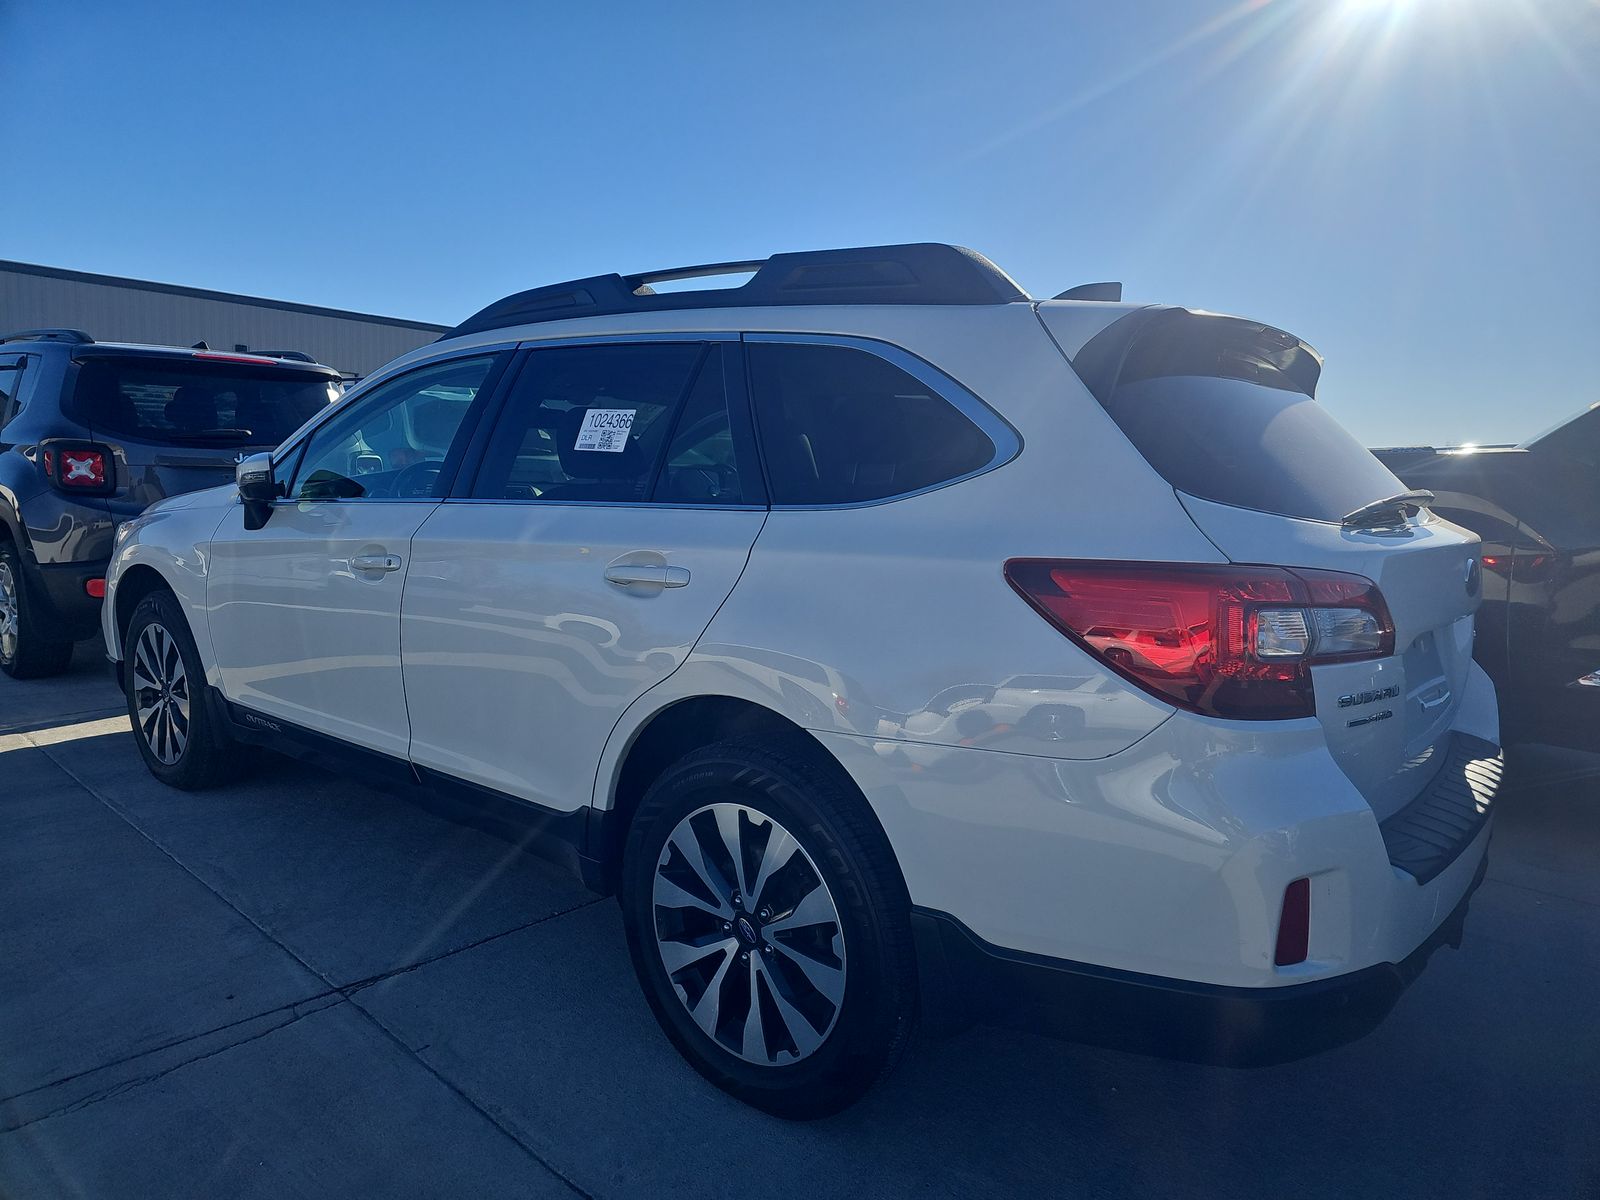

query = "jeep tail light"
(44, 443), (115, 494)
(1275, 877), (1311, 966)
(1003, 560), (1393, 720)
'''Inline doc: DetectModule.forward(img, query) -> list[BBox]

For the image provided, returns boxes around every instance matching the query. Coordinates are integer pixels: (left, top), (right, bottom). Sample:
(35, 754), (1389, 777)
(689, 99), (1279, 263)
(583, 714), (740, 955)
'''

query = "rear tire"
(0, 540), (75, 680)
(620, 736), (917, 1119)
(123, 590), (239, 789)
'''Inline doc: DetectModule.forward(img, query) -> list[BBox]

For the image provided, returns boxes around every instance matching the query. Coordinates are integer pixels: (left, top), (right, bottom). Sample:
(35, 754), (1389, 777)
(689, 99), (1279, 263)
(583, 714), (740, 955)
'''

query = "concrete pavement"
(3, 643), (1598, 1198)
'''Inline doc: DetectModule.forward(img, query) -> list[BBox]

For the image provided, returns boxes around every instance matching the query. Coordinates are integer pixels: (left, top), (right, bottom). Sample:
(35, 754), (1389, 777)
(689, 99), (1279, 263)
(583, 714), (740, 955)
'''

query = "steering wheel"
(391, 458), (445, 499)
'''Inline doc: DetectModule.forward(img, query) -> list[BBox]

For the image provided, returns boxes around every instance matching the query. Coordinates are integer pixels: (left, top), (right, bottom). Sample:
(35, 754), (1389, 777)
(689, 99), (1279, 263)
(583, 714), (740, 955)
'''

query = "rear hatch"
(70, 351), (341, 507)
(1050, 306), (1483, 818)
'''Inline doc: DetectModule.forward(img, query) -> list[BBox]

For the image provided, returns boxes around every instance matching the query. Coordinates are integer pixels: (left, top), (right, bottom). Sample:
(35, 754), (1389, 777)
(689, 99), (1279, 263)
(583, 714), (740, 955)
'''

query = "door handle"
(350, 553), (402, 573)
(604, 564), (690, 589)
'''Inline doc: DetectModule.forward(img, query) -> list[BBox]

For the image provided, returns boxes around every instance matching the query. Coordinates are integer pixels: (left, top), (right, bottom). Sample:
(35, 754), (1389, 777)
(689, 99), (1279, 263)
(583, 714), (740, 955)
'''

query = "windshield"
(1075, 310), (1406, 523)
(72, 357), (341, 446)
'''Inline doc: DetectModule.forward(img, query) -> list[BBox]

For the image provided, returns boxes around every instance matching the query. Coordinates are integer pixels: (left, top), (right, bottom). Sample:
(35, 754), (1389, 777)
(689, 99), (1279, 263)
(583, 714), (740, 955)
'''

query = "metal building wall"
(0, 261), (449, 378)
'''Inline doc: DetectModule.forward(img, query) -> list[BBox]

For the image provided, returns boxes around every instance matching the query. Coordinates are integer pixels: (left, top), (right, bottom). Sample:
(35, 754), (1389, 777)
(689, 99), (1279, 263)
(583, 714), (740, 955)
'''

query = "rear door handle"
(350, 553), (402, 573)
(604, 564), (690, 588)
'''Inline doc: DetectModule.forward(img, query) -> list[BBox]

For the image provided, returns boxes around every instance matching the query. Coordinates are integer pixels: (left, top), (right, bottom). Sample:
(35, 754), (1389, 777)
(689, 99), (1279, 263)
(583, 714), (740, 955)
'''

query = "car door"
(207, 351), (507, 757)
(401, 337), (767, 809)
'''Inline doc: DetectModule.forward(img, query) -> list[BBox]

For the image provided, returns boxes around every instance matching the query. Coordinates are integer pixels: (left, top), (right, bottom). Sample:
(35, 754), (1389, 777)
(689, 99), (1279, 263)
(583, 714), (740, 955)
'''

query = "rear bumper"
(914, 850), (1488, 1066)
(29, 559), (107, 638)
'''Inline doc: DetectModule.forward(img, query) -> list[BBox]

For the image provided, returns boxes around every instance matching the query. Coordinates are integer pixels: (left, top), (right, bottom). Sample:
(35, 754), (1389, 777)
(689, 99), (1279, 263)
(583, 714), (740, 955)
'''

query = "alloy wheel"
(652, 802), (847, 1066)
(0, 561), (17, 663)
(132, 622), (190, 765)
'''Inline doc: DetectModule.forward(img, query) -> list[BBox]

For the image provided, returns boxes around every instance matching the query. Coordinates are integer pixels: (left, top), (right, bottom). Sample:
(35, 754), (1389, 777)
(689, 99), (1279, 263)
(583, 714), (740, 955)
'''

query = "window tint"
(746, 342), (995, 506)
(653, 349), (744, 505)
(1076, 311), (1402, 524)
(0, 363), (21, 430)
(73, 358), (340, 447)
(472, 343), (706, 503)
(289, 355), (496, 501)
(1529, 405), (1600, 469)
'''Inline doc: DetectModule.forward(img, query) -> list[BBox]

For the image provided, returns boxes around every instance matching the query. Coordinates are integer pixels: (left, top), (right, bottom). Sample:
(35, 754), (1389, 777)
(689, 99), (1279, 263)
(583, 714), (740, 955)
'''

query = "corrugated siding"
(0, 268), (445, 377)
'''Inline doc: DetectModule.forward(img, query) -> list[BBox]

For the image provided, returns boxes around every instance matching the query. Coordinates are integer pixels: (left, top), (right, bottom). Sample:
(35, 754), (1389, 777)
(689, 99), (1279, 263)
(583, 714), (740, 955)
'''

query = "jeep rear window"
(1072, 310), (1404, 524)
(72, 357), (341, 446)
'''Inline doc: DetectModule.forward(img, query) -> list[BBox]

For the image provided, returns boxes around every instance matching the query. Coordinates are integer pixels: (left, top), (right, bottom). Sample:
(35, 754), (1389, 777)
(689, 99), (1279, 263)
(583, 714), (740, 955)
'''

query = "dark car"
(0, 329), (341, 677)
(1374, 404), (1600, 751)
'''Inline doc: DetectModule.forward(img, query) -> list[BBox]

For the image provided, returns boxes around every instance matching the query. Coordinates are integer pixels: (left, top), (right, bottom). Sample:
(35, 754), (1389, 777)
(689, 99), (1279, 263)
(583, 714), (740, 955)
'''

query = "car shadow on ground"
(2, 643), (1597, 1198)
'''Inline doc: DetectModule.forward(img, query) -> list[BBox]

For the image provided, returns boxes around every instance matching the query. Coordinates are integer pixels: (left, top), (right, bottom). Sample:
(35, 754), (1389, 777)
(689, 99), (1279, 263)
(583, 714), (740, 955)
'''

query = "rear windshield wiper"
(1342, 489), (1435, 529)
(158, 428), (258, 444)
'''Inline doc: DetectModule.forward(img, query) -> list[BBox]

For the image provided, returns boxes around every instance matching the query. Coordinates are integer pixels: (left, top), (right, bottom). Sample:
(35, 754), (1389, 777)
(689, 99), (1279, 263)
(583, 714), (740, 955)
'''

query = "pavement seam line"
(2, 895), (601, 1107)
(30, 740), (603, 1197)
(0, 984), (346, 1105)
(343, 994), (599, 1200)
(1, 898), (603, 1109)
(3, 995), (348, 1133)
(1481, 871), (1600, 911)
(339, 895), (608, 998)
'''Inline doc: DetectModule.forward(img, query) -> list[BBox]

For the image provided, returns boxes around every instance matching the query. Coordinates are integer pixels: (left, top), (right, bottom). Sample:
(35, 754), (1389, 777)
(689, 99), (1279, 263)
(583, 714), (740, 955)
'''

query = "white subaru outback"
(103, 244), (1500, 1117)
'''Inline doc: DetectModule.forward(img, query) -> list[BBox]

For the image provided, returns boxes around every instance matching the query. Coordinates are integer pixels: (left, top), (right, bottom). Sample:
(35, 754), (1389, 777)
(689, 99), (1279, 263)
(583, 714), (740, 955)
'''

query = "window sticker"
(574, 408), (636, 452)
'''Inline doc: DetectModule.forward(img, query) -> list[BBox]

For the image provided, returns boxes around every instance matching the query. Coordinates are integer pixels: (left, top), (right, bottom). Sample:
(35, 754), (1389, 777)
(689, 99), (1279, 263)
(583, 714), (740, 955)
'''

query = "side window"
(653, 348), (745, 505)
(472, 342), (707, 503)
(0, 361), (22, 431)
(746, 341), (996, 506)
(288, 355), (497, 501)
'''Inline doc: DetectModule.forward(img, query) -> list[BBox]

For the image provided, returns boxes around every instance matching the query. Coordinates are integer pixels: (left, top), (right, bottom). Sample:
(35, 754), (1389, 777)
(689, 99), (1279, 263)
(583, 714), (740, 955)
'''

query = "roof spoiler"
(444, 243), (1030, 340)
(1053, 282), (1123, 302)
(1, 327), (93, 345)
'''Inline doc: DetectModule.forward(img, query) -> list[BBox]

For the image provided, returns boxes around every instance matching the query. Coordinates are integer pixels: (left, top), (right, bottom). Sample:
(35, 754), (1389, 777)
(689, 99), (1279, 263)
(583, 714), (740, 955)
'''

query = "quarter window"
(288, 355), (497, 501)
(472, 343), (709, 503)
(746, 341), (996, 506)
(0, 362), (22, 431)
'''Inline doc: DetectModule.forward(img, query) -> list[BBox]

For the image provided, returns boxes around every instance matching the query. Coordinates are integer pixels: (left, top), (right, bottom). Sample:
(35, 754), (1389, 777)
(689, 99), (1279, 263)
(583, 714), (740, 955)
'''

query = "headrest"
(413, 396), (463, 450)
(166, 386), (218, 431)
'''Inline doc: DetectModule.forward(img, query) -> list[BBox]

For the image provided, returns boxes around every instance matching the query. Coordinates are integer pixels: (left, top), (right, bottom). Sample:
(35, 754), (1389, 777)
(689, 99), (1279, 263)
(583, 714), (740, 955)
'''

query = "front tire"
(620, 737), (917, 1119)
(123, 590), (238, 789)
(0, 540), (75, 680)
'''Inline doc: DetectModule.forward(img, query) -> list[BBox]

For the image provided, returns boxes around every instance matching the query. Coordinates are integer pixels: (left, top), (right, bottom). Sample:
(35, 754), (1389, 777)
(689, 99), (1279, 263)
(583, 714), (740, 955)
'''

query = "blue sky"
(3, 0), (1595, 444)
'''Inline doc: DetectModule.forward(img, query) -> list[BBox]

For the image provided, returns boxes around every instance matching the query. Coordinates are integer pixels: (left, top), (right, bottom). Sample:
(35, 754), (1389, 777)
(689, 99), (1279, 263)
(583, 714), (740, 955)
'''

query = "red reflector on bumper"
(85, 577), (106, 598)
(1275, 877), (1311, 966)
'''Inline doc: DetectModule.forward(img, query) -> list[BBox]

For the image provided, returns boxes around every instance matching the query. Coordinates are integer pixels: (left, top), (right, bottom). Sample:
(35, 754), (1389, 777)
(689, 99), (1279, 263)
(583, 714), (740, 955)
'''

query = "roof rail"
(250, 349), (318, 363)
(1, 328), (94, 345)
(445, 243), (1029, 340)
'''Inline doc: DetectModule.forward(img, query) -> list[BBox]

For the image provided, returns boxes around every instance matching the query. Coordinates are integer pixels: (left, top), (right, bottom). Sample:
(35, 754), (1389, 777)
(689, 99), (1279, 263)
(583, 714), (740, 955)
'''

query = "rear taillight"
(1003, 560), (1394, 720)
(43, 442), (115, 494)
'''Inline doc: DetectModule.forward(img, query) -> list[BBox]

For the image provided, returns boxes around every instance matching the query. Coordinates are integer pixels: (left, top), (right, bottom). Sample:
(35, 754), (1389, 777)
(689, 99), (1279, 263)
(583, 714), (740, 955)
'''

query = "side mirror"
(237, 452), (278, 530)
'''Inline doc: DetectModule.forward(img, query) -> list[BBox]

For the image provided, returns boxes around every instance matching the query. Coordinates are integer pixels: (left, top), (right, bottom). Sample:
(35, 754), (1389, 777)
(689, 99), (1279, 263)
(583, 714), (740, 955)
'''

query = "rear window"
(1072, 311), (1404, 523)
(73, 357), (341, 447)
